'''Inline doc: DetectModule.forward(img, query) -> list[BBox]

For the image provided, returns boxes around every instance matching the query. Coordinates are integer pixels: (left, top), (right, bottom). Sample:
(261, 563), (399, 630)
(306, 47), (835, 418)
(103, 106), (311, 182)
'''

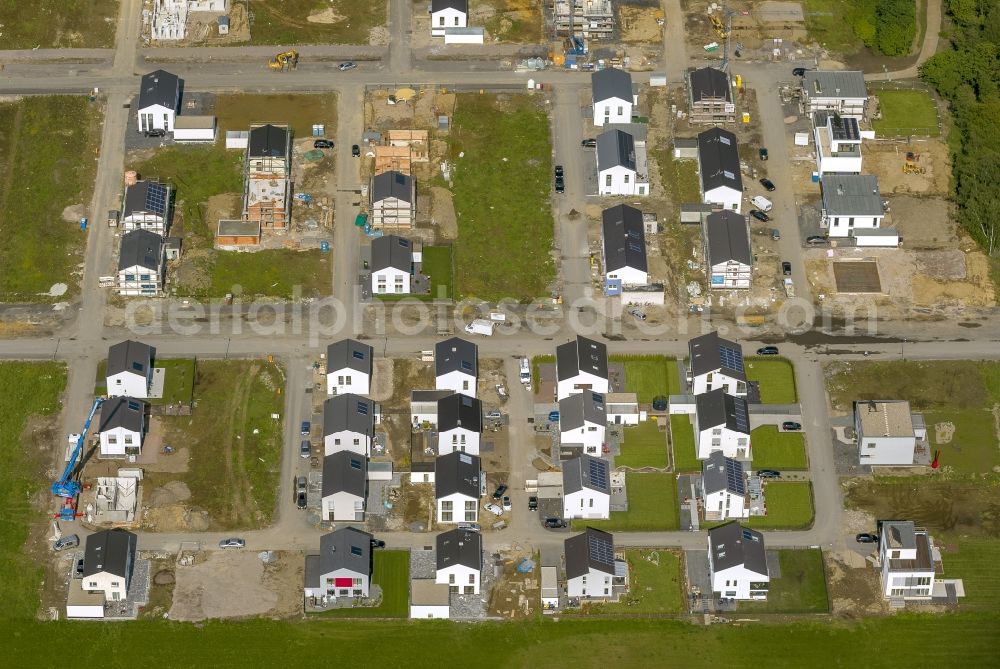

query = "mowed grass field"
(740, 549), (829, 614)
(580, 473), (678, 531)
(450, 94), (553, 301)
(670, 414), (699, 472)
(0, 1), (118, 48)
(0, 97), (101, 300)
(873, 89), (940, 137)
(0, 362), (66, 619)
(421, 245), (454, 299)
(751, 426), (808, 470)
(247, 0), (386, 45)
(745, 358), (797, 403)
(582, 550), (684, 614)
(212, 93), (337, 138)
(317, 550), (409, 618)
(748, 482), (815, 530)
(615, 420), (668, 469)
(940, 538), (1000, 612)
(96, 358), (195, 406)
(612, 355), (680, 402)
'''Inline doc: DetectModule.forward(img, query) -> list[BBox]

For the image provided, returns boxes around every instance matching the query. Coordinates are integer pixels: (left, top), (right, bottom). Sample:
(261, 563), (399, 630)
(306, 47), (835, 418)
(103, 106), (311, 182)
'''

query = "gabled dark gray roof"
(602, 205), (647, 273)
(592, 68), (633, 104)
(431, 0), (468, 12)
(411, 389), (453, 403)
(319, 527), (373, 577)
(696, 389), (750, 435)
(698, 128), (743, 194)
(689, 67), (732, 102)
(702, 450), (746, 496)
(122, 181), (169, 218)
(98, 397), (146, 433)
(565, 527), (615, 580)
(597, 129), (636, 171)
(107, 340), (155, 378)
(327, 339), (373, 376)
(371, 235), (413, 273)
(559, 392), (607, 430)
(705, 210), (752, 266)
(821, 175), (883, 217)
(248, 124), (288, 158)
(435, 451), (481, 499)
(562, 454), (610, 495)
(322, 451), (368, 498)
(556, 336), (608, 382)
(436, 528), (482, 571)
(435, 337), (477, 378)
(137, 70), (179, 111)
(688, 331), (746, 380)
(372, 170), (414, 204)
(323, 394), (375, 437)
(803, 70), (867, 100)
(438, 393), (482, 432)
(118, 229), (164, 272)
(708, 522), (767, 576)
(83, 529), (136, 579)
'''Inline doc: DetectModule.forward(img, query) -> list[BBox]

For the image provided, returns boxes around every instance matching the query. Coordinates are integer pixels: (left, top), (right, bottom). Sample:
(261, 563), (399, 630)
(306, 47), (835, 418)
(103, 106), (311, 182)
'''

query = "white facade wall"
(410, 603), (450, 618)
(559, 421), (606, 455)
(372, 267), (411, 295)
(556, 373), (609, 401)
(137, 104), (175, 132)
(117, 263), (163, 297)
(598, 164), (647, 197)
(99, 426), (143, 457)
(438, 427), (481, 455)
(709, 261), (752, 290)
(567, 570), (613, 598)
(806, 96), (867, 119)
(321, 491), (365, 522)
(704, 489), (748, 520)
(436, 370), (476, 397)
(173, 125), (216, 142)
(605, 265), (648, 286)
(318, 568), (370, 599)
(107, 372), (150, 399)
(563, 489), (610, 520)
(827, 213), (883, 238)
(83, 571), (129, 601)
(690, 371), (746, 397)
(121, 213), (166, 235)
(607, 409), (640, 425)
(436, 564), (481, 595)
(324, 430), (371, 457)
(437, 493), (478, 524)
(593, 97), (632, 126)
(710, 564), (769, 600)
(326, 368), (370, 396)
(858, 435), (915, 466)
(704, 185), (742, 214)
(431, 8), (467, 36)
(696, 424), (751, 460)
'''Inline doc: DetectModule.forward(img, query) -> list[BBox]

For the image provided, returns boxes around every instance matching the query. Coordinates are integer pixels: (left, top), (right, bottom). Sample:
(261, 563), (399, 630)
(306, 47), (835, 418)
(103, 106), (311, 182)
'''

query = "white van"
(751, 195), (773, 212)
(464, 319), (496, 336)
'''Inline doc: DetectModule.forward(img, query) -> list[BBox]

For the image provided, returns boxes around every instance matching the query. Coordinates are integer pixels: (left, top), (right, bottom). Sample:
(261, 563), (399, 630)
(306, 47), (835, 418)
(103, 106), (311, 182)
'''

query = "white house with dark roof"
(601, 204), (648, 289)
(323, 394), (375, 456)
(326, 339), (373, 396)
(698, 128), (743, 213)
(437, 393), (482, 455)
(592, 68), (636, 126)
(435, 451), (481, 524)
(430, 0), (468, 37)
(435, 337), (478, 397)
(371, 170), (415, 229)
(814, 112), (864, 176)
(117, 229), (165, 296)
(371, 234), (414, 294)
(556, 335), (609, 401)
(559, 392), (607, 455)
(821, 174), (886, 238)
(694, 389), (752, 459)
(606, 392), (640, 425)
(97, 397), (147, 458)
(687, 331), (748, 396)
(597, 129), (648, 196)
(708, 522), (769, 600)
(82, 529), (137, 601)
(436, 528), (482, 595)
(854, 400), (925, 466)
(802, 70), (868, 119)
(702, 451), (748, 520)
(704, 210), (752, 290)
(121, 181), (171, 235)
(303, 527), (373, 600)
(688, 66), (736, 124)
(562, 454), (611, 520)
(321, 451), (368, 522)
(106, 340), (155, 399)
(565, 527), (617, 598)
(411, 389), (453, 427)
(136, 70), (180, 134)
(878, 520), (939, 600)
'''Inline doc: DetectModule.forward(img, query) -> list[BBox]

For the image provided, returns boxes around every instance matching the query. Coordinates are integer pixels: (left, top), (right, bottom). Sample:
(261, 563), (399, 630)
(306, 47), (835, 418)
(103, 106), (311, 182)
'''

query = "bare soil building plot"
(833, 261), (882, 294)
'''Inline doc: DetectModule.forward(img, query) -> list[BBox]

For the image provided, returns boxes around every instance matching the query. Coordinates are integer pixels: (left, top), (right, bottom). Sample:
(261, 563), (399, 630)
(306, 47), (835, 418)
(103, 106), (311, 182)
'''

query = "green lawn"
(0, 363), (66, 619)
(611, 355), (680, 403)
(924, 410), (999, 474)
(653, 139), (701, 206)
(477, 0), (543, 43)
(318, 550), (410, 618)
(210, 249), (331, 299)
(751, 426), (808, 470)
(579, 473), (678, 532)
(450, 94), (553, 301)
(748, 482), (815, 530)
(0, 97), (101, 300)
(421, 245), (454, 299)
(95, 358), (195, 406)
(745, 358), (797, 404)
(800, 0), (864, 54)
(532, 354), (554, 390)
(670, 414), (700, 472)
(873, 89), (940, 137)
(0, 1), (118, 48)
(213, 94), (337, 138)
(615, 420), (668, 469)
(583, 550), (684, 614)
(940, 539), (1000, 612)
(740, 549), (829, 614)
(248, 0), (386, 45)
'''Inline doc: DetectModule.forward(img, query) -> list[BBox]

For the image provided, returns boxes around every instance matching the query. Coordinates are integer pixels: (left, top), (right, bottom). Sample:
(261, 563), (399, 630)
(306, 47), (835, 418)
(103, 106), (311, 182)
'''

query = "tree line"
(847, 0), (917, 56)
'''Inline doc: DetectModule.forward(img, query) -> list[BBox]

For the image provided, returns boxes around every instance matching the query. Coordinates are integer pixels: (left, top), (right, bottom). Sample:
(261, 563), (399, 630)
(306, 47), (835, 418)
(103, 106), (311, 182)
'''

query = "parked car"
(806, 235), (828, 246)
(628, 307), (646, 321)
(771, 228), (781, 241)
(485, 410), (502, 421)
(502, 496), (512, 511)
(313, 139), (334, 149)
(300, 421), (311, 435)
(54, 534), (80, 552)
(757, 469), (782, 479)
(219, 537), (246, 549)
(352, 144), (361, 157)
(782, 421), (802, 431)
(370, 538), (386, 549)
(299, 440), (311, 458)
(145, 128), (166, 138)
(543, 517), (568, 529)
(338, 61), (357, 71)
(492, 484), (508, 500)
(782, 261), (792, 276)
(756, 346), (780, 355)
(555, 175), (565, 193)
(759, 147), (768, 161)
(548, 410), (560, 422)
(792, 67), (807, 77)
(296, 491), (307, 509)
(750, 209), (770, 223)
(484, 503), (504, 516)
(581, 138), (597, 147)
(528, 496), (538, 511)
(554, 165), (564, 178)
(296, 476), (307, 492)
(458, 522), (481, 532)
(759, 177), (776, 192)
(75, 558), (85, 578)
(856, 533), (879, 544)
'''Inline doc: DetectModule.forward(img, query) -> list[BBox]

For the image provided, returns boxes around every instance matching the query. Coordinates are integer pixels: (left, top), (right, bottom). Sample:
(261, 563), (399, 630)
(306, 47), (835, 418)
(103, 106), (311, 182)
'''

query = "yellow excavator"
(268, 50), (299, 72)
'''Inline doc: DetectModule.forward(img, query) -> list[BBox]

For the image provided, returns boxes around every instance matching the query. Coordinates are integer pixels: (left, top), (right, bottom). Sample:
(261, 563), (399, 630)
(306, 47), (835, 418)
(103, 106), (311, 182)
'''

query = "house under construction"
(244, 123), (292, 231)
(553, 0), (614, 40)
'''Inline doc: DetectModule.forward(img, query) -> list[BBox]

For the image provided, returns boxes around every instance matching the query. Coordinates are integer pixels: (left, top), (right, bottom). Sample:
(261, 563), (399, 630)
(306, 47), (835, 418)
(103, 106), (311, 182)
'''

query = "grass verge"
(580, 473), (678, 531)
(616, 420), (668, 469)
(745, 358), (797, 404)
(740, 549), (829, 613)
(748, 482), (814, 530)
(670, 415), (700, 472)
(317, 550), (409, 618)
(751, 426), (808, 470)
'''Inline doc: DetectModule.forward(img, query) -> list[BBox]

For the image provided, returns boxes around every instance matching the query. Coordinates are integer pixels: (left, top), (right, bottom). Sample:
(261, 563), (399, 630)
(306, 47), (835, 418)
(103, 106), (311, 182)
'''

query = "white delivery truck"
(751, 195), (773, 212)
(464, 319), (496, 336)
(519, 357), (531, 390)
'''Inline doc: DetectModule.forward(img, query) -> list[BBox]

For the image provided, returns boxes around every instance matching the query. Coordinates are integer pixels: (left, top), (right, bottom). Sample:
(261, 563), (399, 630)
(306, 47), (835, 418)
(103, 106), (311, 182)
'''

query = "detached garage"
(66, 580), (105, 619)
(410, 579), (450, 619)
(173, 115), (217, 142)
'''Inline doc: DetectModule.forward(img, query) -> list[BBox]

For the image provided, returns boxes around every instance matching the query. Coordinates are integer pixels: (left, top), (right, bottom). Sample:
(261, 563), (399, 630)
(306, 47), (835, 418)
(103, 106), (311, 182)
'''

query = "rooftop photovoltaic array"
(718, 345), (744, 372)
(733, 401), (749, 433)
(459, 453), (473, 465)
(588, 458), (609, 490)
(145, 183), (168, 215)
(461, 360), (473, 371)
(352, 350), (365, 360)
(357, 402), (369, 415)
(726, 458), (746, 495)
(588, 533), (615, 567)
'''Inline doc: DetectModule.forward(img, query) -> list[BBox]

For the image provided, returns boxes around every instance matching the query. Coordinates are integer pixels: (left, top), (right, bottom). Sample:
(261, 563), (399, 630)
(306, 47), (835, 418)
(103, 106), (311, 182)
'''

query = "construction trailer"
(553, 0), (614, 40)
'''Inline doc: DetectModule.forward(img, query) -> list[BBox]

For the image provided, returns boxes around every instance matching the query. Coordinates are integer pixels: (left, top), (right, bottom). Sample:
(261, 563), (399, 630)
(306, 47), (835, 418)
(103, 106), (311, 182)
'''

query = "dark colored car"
(792, 67), (807, 77)
(782, 421), (802, 431)
(528, 496), (538, 511)
(759, 178), (776, 192)
(543, 517), (568, 529)
(856, 533), (879, 544)
(370, 538), (386, 549)
(296, 491), (307, 509)
(301, 421), (311, 435)
(75, 558), (85, 578)
(555, 176), (565, 193)
(759, 148), (768, 161)
(750, 209), (770, 223)
(313, 139), (334, 149)
(581, 138), (597, 147)
(492, 484), (508, 500)
(806, 235), (828, 246)
(554, 165), (564, 178)
(757, 469), (782, 479)
(756, 346), (780, 355)
(352, 144), (361, 157)
(782, 261), (792, 276)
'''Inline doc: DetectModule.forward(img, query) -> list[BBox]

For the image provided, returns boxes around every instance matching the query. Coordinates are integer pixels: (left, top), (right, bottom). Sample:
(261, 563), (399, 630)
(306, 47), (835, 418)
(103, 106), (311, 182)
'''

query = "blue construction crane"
(51, 397), (103, 521)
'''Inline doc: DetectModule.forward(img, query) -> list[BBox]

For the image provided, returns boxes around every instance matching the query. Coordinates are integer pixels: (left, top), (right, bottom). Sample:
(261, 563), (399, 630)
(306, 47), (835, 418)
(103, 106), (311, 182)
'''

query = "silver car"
(54, 534), (80, 551)
(219, 537), (245, 549)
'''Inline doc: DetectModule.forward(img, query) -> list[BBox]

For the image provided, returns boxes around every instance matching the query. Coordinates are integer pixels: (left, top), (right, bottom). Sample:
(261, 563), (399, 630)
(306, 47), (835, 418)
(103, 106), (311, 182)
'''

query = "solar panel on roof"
(461, 395), (473, 407)
(587, 458), (609, 489)
(742, 529), (758, 542)
(350, 458), (362, 470)
(357, 402), (369, 415)
(718, 345), (744, 372)
(733, 401), (749, 433)
(628, 242), (642, 253)
(127, 400), (140, 411)
(459, 453), (472, 465)
(461, 360), (473, 371)
(723, 170), (735, 180)
(145, 183), (167, 215)
(132, 362), (145, 372)
(398, 238), (409, 248)
(588, 533), (615, 566)
(351, 545), (363, 556)
(725, 459), (746, 495)
(719, 136), (731, 145)
(352, 350), (365, 360)
(592, 393), (602, 403)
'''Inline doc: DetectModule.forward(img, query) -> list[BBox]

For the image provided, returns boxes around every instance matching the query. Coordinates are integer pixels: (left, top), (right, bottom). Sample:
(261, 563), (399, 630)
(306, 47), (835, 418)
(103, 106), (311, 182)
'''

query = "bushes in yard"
(875, 0), (917, 55)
